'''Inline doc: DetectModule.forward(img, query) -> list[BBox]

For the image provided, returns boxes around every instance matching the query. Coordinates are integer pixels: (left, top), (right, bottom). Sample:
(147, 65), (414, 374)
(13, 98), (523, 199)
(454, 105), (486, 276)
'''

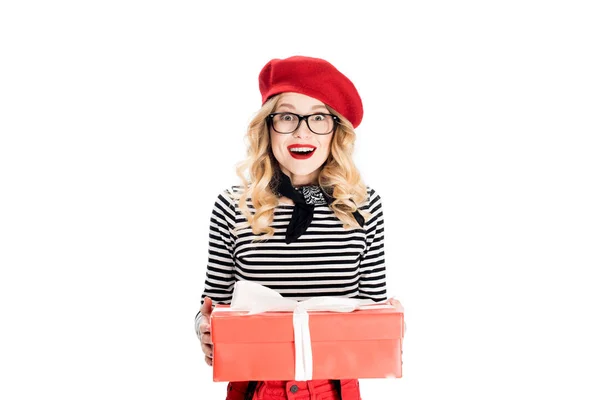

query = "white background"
(1, 1), (599, 399)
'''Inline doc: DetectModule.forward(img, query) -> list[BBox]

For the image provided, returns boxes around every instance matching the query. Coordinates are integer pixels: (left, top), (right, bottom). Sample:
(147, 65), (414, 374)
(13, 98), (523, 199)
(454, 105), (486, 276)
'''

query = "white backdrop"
(1, 1), (599, 399)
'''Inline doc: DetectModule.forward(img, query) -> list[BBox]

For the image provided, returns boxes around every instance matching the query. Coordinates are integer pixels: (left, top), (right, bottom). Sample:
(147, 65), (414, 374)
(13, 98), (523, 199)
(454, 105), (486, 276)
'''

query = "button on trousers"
(226, 379), (361, 400)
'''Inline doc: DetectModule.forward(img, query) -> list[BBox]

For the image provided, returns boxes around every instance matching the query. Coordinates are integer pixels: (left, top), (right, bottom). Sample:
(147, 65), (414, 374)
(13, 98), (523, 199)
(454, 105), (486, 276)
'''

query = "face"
(269, 92), (335, 186)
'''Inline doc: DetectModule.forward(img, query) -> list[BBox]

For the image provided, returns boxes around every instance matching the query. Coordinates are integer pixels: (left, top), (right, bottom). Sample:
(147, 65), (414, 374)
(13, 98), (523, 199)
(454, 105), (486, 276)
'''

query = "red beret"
(259, 56), (364, 128)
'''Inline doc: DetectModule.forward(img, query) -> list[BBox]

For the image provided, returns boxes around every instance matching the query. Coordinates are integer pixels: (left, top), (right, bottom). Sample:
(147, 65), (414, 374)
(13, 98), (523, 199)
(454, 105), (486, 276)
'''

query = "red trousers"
(225, 379), (361, 400)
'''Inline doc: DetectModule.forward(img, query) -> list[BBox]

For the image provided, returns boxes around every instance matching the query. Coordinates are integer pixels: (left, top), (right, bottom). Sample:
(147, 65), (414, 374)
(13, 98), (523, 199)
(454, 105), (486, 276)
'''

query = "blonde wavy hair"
(233, 94), (372, 240)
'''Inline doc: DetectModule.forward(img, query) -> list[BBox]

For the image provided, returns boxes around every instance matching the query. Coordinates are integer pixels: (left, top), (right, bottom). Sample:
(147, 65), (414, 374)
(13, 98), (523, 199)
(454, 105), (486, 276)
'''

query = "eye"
(280, 113), (296, 122)
(311, 114), (326, 121)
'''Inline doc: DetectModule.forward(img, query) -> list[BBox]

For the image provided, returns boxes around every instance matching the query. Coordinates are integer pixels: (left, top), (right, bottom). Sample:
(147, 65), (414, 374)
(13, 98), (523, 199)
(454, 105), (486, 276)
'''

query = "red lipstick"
(287, 144), (317, 160)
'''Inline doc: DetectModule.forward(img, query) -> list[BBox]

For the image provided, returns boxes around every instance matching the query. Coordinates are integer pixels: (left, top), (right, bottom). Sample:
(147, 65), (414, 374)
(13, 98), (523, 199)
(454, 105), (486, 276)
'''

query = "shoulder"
(212, 185), (243, 208)
(362, 186), (385, 226)
(224, 185), (245, 200)
(210, 186), (245, 222)
(215, 185), (254, 207)
(364, 185), (383, 209)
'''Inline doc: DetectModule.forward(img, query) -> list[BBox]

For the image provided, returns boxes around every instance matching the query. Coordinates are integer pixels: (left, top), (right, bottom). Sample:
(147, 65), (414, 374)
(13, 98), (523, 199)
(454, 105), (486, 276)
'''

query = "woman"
(196, 56), (387, 400)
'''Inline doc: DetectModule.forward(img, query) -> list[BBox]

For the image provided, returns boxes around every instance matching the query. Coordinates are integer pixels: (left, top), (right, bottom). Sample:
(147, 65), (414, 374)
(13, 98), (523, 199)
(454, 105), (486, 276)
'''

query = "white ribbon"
(293, 306), (311, 380)
(229, 281), (385, 380)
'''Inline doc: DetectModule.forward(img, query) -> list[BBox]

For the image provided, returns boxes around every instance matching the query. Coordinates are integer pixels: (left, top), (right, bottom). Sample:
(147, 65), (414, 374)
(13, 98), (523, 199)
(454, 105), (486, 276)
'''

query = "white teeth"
(290, 147), (315, 153)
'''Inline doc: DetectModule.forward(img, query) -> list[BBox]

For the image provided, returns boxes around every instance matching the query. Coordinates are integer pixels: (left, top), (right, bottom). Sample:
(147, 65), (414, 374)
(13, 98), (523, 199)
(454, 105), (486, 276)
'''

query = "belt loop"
(307, 381), (316, 400)
(339, 379), (360, 400)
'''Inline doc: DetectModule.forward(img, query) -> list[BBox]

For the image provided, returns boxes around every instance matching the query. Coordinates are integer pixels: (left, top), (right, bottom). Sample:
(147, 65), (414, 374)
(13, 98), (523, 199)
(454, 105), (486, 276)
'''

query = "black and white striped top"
(195, 185), (387, 332)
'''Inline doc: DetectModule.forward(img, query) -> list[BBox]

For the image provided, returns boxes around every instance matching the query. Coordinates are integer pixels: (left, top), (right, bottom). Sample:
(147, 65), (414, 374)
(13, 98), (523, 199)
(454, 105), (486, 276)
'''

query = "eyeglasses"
(267, 112), (339, 135)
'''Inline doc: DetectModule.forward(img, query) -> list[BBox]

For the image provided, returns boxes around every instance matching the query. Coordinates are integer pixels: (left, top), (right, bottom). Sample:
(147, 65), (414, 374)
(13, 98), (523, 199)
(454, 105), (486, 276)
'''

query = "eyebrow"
(277, 103), (328, 111)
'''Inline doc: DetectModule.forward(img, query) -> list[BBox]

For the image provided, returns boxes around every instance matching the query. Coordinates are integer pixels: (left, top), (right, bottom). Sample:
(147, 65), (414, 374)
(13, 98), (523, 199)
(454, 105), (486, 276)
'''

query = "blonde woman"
(196, 56), (387, 400)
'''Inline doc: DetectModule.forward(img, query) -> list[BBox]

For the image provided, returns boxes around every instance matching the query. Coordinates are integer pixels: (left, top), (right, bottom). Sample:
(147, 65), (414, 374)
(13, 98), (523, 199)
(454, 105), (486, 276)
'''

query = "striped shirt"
(195, 185), (386, 334)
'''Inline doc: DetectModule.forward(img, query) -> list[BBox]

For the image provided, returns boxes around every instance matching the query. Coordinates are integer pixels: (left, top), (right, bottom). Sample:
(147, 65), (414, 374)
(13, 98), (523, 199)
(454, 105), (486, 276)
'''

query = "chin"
(285, 167), (318, 176)
(283, 161), (323, 177)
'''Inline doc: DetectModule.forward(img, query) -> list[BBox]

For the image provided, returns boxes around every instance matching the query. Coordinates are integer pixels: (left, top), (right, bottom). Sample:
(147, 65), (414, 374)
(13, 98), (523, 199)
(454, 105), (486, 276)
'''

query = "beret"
(258, 56), (364, 128)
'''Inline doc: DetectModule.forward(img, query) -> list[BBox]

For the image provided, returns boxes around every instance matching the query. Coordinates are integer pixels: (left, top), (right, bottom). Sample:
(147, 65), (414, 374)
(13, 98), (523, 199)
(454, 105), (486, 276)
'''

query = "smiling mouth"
(288, 147), (316, 160)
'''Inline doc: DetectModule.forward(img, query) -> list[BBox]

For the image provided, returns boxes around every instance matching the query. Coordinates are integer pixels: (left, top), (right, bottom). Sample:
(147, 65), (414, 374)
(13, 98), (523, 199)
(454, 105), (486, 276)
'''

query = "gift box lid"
(211, 305), (403, 344)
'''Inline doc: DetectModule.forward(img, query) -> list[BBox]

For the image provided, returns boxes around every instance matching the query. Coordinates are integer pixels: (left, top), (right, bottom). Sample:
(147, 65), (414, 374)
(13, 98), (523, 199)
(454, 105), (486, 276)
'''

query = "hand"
(386, 297), (406, 334)
(199, 297), (213, 366)
(386, 297), (401, 308)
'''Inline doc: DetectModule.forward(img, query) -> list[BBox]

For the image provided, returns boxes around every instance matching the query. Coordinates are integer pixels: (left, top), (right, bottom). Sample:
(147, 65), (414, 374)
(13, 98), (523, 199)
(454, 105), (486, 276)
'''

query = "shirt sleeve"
(194, 188), (237, 338)
(357, 188), (387, 302)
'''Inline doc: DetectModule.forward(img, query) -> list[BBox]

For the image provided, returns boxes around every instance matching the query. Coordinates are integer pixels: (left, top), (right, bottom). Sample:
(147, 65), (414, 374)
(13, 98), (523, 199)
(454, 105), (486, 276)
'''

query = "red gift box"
(211, 304), (404, 382)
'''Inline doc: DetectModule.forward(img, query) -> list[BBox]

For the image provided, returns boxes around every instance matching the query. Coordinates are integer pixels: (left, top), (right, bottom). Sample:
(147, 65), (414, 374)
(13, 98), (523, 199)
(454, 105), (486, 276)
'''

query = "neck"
(281, 169), (319, 187)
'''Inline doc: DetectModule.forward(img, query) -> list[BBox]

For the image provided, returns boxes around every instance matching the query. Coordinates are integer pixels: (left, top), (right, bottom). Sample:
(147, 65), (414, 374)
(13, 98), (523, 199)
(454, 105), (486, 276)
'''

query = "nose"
(293, 119), (313, 139)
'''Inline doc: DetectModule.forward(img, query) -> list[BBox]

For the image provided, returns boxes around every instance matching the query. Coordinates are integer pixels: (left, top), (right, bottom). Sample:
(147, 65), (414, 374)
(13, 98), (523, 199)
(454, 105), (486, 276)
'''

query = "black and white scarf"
(271, 171), (365, 244)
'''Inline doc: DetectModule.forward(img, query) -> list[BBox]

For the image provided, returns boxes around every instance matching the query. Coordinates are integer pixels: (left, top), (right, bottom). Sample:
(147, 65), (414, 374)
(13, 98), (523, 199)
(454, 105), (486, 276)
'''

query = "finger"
(200, 297), (213, 317)
(201, 332), (213, 345)
(205, 355), (213, 366)
(199, 319), (211, 334)
(387, 298), (400, 306)
(201, 343), (213, 358)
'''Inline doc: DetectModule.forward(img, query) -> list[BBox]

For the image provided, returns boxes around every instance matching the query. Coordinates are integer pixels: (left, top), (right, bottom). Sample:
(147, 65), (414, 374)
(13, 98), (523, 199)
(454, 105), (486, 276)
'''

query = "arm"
(195, 189), (237, 339)
(357, 188), (387, 302)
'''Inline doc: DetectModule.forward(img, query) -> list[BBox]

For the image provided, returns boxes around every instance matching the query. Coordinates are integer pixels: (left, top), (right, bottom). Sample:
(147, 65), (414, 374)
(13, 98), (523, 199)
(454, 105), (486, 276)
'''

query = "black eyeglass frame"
(266, 112), (339, 135)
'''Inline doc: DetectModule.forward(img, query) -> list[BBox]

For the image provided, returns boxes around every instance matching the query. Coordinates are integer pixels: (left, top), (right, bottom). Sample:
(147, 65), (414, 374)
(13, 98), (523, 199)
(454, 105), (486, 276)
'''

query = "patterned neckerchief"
(293, 185), (327, 206)
(271, 171), (364, 243)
